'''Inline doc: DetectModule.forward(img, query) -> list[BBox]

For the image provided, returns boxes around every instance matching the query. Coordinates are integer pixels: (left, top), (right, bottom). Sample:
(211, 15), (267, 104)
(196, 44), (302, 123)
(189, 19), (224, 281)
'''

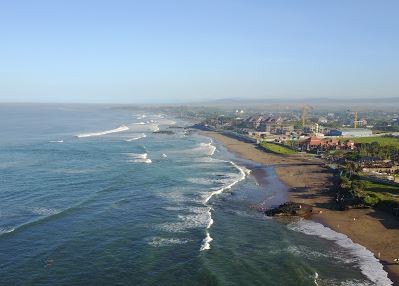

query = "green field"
(358, 178), (399, 206)
(260, 142), (296, 155)
(352, 136), (399, 147)
(363, 180), (399, 195)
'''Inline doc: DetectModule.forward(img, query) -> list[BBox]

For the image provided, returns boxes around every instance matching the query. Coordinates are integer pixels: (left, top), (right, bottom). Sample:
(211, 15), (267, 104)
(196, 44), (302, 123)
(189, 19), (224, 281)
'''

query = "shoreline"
(202, 131), (399, 285)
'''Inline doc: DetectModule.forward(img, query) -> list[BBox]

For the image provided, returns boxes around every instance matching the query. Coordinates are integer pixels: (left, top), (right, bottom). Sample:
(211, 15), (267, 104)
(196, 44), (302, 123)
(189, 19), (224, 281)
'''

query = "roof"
(340, 128), (372, 132)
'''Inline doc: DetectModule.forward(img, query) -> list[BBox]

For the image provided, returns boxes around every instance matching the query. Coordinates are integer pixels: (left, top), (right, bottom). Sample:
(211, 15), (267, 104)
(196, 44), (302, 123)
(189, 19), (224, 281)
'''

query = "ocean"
(0, 104), (392, 285)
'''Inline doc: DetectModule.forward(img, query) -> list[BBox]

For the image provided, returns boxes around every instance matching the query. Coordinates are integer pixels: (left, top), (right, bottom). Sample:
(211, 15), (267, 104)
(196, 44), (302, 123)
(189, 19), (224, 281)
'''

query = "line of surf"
(76, 125), (129, 138)
(127, 152), (152, 164)
(288, 219), (393, 286)
(126, 133), (147, 141)
(203, 161), (250, 204)
(200, 160), (250, 251)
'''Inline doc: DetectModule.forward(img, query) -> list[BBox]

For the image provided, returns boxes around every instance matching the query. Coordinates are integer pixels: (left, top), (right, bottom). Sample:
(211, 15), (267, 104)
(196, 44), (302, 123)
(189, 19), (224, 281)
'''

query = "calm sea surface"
(0, 104), (391, 285)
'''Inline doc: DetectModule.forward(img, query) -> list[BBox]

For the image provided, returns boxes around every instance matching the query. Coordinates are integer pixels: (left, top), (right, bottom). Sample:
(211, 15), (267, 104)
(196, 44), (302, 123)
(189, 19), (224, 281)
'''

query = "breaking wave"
(200, 161), (250, 251)
(288, 219), (392, 286)
(76, 125), (129, 138)
(200, 232), (213, 251)
(193, 141), (217, 156)
(203, 162), (250, 204)
(0, 227), (15, 235)
(157, 206), (210, 233)
(126, 133), (147, 141)
(127, 153), (152, 164)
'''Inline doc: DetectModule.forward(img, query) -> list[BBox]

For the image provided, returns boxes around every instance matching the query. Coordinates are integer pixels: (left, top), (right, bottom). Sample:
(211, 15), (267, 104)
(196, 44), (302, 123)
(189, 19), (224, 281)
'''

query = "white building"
(327, 128), (372, 137)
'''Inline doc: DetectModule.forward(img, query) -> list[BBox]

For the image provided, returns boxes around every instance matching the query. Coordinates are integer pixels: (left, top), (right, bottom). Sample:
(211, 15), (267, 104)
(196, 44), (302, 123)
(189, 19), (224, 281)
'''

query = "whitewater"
(76, 125), (129, 138)
(0, 104), (392, 286)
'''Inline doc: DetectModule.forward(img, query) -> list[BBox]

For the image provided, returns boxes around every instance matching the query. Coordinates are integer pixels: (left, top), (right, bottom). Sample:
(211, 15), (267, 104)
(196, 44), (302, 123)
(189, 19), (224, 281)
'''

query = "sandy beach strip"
(202, 131), (399, 284)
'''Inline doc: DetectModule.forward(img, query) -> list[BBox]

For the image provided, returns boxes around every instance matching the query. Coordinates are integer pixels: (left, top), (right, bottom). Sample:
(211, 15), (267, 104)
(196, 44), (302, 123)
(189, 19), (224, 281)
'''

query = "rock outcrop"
(265, 202), (312, 217)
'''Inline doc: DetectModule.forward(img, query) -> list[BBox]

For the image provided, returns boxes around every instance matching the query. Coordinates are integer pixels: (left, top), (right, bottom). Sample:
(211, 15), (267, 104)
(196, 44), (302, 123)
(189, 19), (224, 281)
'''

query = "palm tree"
(345, 161), (359, 179)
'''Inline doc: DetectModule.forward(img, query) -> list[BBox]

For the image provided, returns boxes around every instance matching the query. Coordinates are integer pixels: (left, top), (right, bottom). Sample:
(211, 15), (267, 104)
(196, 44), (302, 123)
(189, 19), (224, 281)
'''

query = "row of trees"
(357, 142), (399, 162)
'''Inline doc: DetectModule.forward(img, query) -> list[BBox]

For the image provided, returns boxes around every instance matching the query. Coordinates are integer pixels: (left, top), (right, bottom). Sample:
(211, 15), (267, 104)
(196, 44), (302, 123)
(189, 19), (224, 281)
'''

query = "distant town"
(154, 104), (399, 218)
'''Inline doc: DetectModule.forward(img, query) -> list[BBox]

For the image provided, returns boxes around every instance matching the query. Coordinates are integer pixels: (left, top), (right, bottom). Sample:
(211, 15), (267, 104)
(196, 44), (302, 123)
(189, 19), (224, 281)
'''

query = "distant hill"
(188, 97), (399, 110)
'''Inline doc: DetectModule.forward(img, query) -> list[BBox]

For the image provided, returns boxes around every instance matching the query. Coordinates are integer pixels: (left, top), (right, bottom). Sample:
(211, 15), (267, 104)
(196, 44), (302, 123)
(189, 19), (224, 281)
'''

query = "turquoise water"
(0, 104), (392, 285)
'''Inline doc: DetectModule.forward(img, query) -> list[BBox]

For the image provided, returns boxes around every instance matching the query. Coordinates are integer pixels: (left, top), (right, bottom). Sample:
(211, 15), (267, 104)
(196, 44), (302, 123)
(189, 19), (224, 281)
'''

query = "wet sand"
(203, 131), (399, 284)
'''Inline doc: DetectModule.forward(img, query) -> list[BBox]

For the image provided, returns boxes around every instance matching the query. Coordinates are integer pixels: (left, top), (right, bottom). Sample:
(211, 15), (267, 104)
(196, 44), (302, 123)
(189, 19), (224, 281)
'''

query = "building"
(318, 117), (328, 124)
(301, 136), (355, 152)
(327, 128), (372, 137)
(243, 115), (283, 132)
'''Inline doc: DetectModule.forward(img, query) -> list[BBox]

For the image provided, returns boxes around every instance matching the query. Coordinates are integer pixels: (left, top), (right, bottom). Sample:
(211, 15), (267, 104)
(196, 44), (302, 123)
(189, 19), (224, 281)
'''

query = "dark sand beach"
(203, 131), (399, 284)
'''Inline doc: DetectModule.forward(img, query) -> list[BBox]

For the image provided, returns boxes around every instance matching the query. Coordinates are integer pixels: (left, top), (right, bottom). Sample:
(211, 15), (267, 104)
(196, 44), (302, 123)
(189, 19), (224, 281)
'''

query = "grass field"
(358, 179), (399, 206)
(260, 142), (296, 155)
(352, 136), (399, 147)
(363, 180), (399, 194)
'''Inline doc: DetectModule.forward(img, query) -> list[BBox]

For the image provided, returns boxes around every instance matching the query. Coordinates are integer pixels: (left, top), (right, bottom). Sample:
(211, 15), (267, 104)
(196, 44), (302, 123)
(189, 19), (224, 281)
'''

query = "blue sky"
(1, 0), (398, 103)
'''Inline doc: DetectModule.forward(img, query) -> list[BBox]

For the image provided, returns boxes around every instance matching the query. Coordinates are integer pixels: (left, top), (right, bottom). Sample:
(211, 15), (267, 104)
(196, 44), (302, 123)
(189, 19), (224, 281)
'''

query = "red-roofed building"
(303, 137), (322, 151)
(301, 137), (355, 152)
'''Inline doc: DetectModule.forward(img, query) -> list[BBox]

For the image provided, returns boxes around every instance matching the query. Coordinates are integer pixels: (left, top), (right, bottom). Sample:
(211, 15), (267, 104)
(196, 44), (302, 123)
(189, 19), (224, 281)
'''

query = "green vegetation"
(363, 180), (399, 195)
(341, 140), (399, 162)
(260, 142), (296, 155)
(337, 173), (399, 213)
(352, 136), (399, 147)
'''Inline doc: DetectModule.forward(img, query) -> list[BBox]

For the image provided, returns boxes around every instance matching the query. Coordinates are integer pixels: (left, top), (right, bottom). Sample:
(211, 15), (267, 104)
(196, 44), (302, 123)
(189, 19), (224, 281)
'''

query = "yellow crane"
(348, 110), (359, 128)
(354, 111), (358, 128)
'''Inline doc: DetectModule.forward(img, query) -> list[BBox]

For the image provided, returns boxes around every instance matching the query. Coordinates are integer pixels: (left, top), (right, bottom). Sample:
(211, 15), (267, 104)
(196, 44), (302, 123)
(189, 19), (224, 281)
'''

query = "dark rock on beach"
(265, 202), (313, 217)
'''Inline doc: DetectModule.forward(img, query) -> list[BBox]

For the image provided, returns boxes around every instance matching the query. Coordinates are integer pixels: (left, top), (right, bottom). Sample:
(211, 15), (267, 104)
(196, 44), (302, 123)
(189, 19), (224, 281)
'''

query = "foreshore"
(202, 131), (399, 284)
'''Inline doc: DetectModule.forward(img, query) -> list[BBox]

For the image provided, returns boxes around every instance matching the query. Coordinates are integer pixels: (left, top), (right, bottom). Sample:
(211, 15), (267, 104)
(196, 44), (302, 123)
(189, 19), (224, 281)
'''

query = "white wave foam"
(279, 244), (356, 265)
(49, 140), (63, 143)
(200, 161), (250, 251)
(76, 125), (129, 138)
(127, 153), (152, 164)
(204, 161), (250, 204)
(148, 237), (189, 247)
(32, 207), (59, 216)
(133, 122), (146, 125)
(157, 206), (210, 233)
(194, 141), (216, 156)
(206, 207), (214, 229)
(288, 219), (392, 286)
(126, 133), (147, 141)
(0, 227), (15, 235)
(314, 272), (319, 286)
(200, 232), (213, 251)
(162, 153), (167, 158)
(151, 124), (160, 132)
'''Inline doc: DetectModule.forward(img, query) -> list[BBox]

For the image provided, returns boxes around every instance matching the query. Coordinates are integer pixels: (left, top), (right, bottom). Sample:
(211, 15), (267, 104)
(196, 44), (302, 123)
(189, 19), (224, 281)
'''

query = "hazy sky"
(1, 0), (398, 104)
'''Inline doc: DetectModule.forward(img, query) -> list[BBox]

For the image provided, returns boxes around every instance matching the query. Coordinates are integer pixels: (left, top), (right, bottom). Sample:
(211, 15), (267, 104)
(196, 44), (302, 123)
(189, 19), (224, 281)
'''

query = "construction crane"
(347, 110), (359, 128)
(301, 105), (313, 128)
(354, 111), (358, 128)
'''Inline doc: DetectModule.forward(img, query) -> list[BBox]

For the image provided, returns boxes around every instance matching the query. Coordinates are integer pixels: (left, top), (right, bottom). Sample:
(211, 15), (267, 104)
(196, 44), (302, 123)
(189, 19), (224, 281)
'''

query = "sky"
(0, 0), (398, 104)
